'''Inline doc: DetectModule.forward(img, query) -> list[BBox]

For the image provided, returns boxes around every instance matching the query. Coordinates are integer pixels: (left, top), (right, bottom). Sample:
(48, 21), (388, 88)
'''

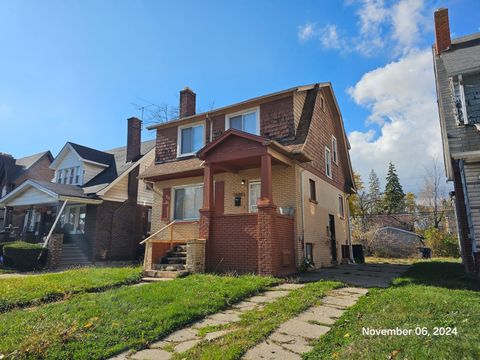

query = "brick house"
(140, 84), (355, 277)
(433, 8), (480, 276)
(0, 150), (54, 231)
(0, 118), (155, 266)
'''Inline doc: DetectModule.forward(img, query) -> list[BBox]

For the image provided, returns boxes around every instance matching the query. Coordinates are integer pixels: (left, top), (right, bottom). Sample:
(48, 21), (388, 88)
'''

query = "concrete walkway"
(298, 263), (410, 288)
(243, 287), (368, 359)
(111, 283), (304, 360)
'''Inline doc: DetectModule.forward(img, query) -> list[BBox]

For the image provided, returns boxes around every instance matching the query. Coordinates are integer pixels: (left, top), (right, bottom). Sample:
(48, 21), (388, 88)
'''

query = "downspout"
(299, 168), (306, 261)
(346, 194), (354, 262)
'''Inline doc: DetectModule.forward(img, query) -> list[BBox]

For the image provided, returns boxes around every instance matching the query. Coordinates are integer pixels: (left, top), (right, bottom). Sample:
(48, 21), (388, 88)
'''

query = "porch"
(0, 180), (102, 267)
(141, 130), (309, 277)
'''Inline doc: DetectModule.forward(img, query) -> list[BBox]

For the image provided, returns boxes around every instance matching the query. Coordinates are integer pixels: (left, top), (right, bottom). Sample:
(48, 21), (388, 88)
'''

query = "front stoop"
(142, 244), (189, 280)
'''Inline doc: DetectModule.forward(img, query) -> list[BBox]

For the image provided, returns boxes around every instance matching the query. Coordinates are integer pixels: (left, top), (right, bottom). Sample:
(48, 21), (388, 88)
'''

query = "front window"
(227, 109), (259, 135)
(325, 147), (332, 178)
(173, 185), (203, 220)
(179, 124), (204, 156)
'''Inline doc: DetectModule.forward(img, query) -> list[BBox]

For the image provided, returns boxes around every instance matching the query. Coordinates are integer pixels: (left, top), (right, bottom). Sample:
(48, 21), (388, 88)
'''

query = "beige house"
(140, 84), (355, 277)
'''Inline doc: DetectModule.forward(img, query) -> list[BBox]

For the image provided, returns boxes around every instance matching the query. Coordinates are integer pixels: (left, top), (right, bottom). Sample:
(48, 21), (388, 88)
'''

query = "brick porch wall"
(206, 213), (258, 273)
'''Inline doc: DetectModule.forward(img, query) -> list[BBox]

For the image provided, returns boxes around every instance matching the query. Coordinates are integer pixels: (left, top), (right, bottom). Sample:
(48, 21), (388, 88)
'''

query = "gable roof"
(146, 83), (328, 131)
(0, 151), (53, 184)
(68, 142), (114, 166)
(0, 179), (102, 207)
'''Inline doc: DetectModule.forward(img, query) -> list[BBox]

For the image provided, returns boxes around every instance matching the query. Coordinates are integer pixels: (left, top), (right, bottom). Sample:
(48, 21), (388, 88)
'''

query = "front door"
(329, 214), (337, 262)
(249, 181), (261, 213)
(61, 205), (86, 243)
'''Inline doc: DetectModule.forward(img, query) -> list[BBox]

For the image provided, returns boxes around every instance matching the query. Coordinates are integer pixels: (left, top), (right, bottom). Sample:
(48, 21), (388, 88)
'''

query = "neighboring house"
(0, 151), (54, 230)
(0, 118), (155, 265)
(140, 84), (355, 276)
(367, 213), (415, 232)
(433, 8), (480, 276)
(371, 227), (424, 258)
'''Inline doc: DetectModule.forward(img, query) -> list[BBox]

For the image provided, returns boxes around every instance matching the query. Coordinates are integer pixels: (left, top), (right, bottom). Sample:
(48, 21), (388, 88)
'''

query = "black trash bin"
(420, 247), (432, 259)
(352, 244), (365, 264)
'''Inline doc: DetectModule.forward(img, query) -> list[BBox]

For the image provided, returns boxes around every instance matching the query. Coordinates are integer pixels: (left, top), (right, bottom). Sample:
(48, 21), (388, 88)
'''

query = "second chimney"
(179, 87), (196, 118)
(126, 117), (142, 163)
(434, 8), (451, 55)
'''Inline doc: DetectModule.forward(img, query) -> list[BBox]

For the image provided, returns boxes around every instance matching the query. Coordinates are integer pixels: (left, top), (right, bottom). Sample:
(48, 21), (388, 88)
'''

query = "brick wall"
(86, 201), (150, 261)
(14, 155), (54, 186)
(206, 213), (258, 273)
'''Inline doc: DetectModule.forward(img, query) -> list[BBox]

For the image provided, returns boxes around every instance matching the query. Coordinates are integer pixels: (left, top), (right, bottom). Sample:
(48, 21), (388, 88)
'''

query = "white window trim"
(171, 183), (204, 221)
(248, 179), (261, 213)
(332, 136), (338, 165)
(177, 121), (206, 158)
(225, 107), (260, 135)
(325, 147), (332, 179)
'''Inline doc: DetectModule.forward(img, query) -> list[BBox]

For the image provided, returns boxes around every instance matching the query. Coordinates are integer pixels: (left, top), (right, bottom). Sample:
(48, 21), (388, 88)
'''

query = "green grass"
(177, 281), (342, 360)
(0, 266), (143, 312)
(0, 274), (276, 359)
(304, 260), (480, 360)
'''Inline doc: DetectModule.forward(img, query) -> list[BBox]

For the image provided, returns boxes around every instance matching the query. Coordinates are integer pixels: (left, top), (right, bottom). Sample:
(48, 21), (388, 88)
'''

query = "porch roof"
(0, 180), (103, 207)
(138, 158), (204, 182)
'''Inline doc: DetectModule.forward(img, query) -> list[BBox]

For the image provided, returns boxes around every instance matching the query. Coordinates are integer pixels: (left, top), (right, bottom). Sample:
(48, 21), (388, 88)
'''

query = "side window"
(338, 195), (344, 219)
(325, 147), (332, 178)
(309, 179), (317, 202)
(332, 136), (338, 164)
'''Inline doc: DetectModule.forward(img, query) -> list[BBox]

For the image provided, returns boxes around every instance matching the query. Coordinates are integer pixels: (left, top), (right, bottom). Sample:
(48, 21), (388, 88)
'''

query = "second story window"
(332, 136), (338, 164)
(325, 147), (332, 179)
(178, 123), (204, 156)
(226, 108), (259, 135)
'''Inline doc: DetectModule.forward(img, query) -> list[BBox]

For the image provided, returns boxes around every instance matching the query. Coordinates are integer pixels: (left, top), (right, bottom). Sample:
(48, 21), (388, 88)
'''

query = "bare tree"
(419, 157), (448, 229)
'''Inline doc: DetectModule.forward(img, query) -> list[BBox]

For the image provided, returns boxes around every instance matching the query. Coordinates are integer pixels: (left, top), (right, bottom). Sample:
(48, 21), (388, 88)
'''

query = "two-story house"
(140, 84), (355, 277)
(0, 118), (155, 266)
(0, 150), (54, 233)
(433, 8), (480, 276)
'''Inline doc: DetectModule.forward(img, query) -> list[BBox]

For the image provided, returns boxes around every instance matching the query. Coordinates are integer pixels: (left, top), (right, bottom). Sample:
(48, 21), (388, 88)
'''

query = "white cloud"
(319, 24), (349, 51)
(347, 49), (443, 192)
(298, 0), (431, 57)
(298, 23), (316, 42)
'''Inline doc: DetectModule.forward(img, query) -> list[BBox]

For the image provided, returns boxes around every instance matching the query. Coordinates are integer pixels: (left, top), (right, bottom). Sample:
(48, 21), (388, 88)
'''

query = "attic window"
(332, 136), (338, 164)
(449, 75), (467, 125)
(321, 96), (325, 111)
(325, 147), (332, 179)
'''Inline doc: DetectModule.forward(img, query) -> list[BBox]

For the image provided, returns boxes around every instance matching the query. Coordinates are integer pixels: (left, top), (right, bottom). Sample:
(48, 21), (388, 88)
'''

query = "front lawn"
(304, 260), (480, 359)
(0, 274), (276, 359)
(0, 266), (143, 312)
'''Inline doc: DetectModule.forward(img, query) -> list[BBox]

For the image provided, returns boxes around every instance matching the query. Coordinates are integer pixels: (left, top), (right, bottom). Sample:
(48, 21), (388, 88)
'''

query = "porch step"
(143, 269), (189, 279)
(60, 243), (91, 267)
(153, 263), (186, 271)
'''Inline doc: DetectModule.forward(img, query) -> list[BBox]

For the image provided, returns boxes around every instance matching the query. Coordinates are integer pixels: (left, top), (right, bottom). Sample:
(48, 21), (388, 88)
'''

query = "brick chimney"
(126, 117), (141, 163)
(434, 8), (451, 55)
(179, 87), (196, 118)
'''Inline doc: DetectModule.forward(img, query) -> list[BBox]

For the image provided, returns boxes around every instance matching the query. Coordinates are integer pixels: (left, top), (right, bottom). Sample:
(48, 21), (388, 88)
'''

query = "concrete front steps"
(142, 244), (188, 281)
(59, 243), (92, 268)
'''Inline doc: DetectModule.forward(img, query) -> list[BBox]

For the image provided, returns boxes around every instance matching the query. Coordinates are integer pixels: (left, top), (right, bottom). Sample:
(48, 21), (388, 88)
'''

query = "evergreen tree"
(368, 169), (382, 214)
(383, 162), (405, 214)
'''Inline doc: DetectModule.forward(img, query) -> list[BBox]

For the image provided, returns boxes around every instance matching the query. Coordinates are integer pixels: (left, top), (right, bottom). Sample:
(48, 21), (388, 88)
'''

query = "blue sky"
(0, 0), (479, 192)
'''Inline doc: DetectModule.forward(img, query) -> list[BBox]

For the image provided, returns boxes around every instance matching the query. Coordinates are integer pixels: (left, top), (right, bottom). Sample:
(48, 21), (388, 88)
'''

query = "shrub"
(0, 241), (16, 267)
(423, 227), (460, 258)
(3, 241), (47, 271)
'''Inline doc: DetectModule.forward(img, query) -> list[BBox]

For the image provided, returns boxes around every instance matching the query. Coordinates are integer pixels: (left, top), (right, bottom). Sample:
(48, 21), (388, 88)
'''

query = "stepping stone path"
(243, 287), (368, 360)
(111, 283), (304, 360)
